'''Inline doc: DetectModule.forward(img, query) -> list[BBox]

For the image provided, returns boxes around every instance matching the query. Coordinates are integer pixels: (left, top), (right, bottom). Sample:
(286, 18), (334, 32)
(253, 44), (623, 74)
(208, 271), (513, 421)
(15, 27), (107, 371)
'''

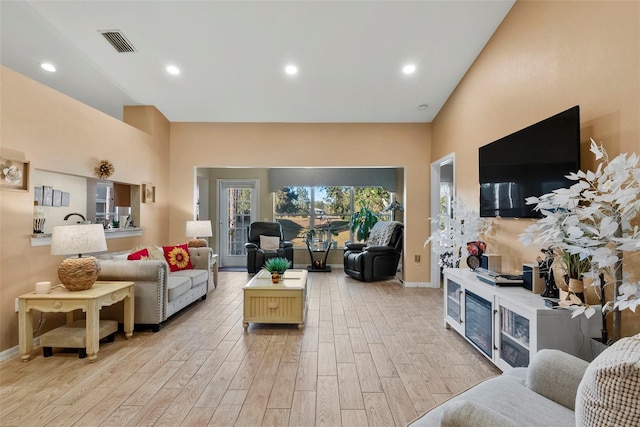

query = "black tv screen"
(479, 106), (580, 218)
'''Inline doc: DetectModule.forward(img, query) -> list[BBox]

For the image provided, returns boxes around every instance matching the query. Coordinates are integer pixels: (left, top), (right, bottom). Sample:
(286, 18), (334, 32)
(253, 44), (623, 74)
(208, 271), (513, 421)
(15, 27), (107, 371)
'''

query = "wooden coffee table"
(243, 269), (308, 330)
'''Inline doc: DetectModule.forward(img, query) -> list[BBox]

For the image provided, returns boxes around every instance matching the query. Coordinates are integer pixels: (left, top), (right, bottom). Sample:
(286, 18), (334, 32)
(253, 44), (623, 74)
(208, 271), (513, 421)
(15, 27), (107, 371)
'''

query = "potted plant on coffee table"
(519, 139), (640, 342)
(263, 257), (292, 284)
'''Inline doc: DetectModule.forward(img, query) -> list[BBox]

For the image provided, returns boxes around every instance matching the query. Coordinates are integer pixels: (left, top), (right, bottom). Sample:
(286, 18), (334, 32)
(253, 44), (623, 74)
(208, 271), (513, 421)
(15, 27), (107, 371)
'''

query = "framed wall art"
(34, 186), (43, 205)
(0, 156), (29, 191)
(42, 186), (53, 206)
(142, 183), (155, 204)
(52, 190), (62, 207)
(61, 192), (70, 207)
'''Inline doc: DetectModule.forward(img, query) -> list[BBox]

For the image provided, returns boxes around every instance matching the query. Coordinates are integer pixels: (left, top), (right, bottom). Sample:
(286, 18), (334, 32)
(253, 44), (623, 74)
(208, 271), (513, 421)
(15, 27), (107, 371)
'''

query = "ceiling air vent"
(99, 30), (136, 53)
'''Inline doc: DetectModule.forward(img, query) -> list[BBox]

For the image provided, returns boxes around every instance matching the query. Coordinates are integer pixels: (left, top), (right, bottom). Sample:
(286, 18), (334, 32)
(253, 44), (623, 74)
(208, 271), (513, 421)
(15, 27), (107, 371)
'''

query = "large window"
(274, 186), (391, 247)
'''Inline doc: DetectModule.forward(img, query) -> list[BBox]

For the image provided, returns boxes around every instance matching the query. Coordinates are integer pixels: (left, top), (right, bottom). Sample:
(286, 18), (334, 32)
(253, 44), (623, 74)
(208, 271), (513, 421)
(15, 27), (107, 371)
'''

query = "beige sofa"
(409, 333), (640, 426)
(97, 246), (213, 331)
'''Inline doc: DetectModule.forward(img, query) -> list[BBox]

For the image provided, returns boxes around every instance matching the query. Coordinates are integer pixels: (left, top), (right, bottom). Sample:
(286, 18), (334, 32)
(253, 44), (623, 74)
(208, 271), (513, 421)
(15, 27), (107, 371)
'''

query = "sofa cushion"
(172, 268), (208, 289)
(167, 275), (192, 302)
(367, 221), (397, 246)
(130, 245), (164, 261)
(440, 400), (519, 427)
(575, 334), (640, 427)
(127, 248), (149, 260)
(260, 235), (280, 250)
(163, 244), (193, 272)
(408, 374), (575, 426)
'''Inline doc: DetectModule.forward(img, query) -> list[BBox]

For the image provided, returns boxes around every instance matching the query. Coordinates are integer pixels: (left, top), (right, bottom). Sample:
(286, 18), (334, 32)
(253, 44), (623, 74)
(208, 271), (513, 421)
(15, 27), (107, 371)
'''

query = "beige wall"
(0, 67), (171, 352)
(431, 1), (640, 336)
(169, 123), (431, 284)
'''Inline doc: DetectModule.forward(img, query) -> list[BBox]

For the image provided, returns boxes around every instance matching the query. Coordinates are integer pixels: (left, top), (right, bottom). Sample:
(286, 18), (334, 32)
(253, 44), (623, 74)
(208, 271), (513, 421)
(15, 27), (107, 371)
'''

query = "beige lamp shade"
(51, 224), (107, 291)
(186, 220), (212, 247)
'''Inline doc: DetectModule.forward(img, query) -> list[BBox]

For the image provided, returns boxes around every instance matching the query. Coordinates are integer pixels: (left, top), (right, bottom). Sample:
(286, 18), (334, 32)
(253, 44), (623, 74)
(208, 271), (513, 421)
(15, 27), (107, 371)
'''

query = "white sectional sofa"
(96, 246), (213, 331)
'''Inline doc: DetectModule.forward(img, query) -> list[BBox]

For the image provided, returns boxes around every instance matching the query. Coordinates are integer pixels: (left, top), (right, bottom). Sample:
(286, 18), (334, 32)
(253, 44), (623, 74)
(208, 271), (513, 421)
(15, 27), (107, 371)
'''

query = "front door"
(218, 179), (259, 267)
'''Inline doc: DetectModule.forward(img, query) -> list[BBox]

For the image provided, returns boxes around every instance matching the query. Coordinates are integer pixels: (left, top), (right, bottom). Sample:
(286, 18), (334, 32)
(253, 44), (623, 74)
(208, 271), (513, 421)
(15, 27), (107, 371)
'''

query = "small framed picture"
(0, 156), (29, 191)
(61, 192), (70, 207)
(34, 186), (43, 205)
(142, 183), (155, 203)
(42, 186), (53, 206)
(52, 190), (62, 207)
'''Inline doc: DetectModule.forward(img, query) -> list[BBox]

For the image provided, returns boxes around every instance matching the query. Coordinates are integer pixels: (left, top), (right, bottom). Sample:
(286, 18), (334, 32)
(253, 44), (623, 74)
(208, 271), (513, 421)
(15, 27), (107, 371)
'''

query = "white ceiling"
(1, 1), (514, 123)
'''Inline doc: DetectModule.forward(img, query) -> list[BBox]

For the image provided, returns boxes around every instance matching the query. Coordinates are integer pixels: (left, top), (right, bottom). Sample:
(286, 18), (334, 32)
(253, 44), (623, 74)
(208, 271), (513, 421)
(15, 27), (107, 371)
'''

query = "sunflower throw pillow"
(163, 244), (193, 272)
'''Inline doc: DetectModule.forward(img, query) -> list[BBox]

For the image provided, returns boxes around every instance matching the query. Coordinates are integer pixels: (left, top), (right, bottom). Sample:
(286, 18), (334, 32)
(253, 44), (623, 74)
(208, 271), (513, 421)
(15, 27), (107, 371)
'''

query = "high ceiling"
(1, 1), (514, 123)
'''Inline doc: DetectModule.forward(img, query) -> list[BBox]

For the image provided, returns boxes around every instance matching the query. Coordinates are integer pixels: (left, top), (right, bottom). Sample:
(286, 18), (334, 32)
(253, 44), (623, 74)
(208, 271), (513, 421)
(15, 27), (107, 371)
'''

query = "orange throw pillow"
(163, 244), (193, 272)
(127, 248), (149, 260)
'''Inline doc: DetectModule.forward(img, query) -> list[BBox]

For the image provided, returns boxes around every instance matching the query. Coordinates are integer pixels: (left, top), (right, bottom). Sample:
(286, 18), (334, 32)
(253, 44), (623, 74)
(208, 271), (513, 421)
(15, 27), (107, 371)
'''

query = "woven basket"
(58, 257), (100, 291)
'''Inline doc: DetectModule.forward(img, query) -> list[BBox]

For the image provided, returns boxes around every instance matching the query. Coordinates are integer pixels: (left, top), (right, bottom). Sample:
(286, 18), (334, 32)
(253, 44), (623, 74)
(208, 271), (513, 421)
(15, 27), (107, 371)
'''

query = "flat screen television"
(479, 106), (580, 218)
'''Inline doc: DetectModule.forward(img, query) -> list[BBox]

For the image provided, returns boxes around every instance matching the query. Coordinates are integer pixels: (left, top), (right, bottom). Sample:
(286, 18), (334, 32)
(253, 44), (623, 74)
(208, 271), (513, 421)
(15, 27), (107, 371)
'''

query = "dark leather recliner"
(244, 222), (294, 274)
(344, 221), (403, 282)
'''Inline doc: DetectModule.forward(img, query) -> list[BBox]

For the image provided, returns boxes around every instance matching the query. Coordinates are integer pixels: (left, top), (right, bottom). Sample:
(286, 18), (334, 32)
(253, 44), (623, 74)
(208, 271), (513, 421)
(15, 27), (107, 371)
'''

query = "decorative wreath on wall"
(95, 160), (114, 179)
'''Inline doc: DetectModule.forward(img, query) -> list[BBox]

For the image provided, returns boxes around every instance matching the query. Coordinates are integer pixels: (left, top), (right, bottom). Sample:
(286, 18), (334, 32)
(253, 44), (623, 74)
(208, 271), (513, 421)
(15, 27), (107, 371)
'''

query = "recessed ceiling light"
(41, 63), (56, 72)
(284, 65), (298, 76)
(166, 65), (180, 75)
(403, 64), (416, 75)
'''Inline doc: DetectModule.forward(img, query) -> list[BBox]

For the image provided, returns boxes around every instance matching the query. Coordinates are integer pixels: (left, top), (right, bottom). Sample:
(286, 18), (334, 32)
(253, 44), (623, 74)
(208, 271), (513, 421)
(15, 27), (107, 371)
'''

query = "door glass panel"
(226, 188), (252, 256)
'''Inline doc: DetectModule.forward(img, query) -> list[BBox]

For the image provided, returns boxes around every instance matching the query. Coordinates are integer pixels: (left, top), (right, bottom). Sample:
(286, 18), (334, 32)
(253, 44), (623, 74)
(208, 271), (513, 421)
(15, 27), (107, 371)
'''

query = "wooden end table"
(18, 281), (134, 362)
(243, 269), (308, 330)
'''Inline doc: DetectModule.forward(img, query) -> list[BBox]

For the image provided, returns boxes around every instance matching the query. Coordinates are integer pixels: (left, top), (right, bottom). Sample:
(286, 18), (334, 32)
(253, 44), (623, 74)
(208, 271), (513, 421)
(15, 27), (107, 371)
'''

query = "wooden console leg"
(243, 322), (249, 331)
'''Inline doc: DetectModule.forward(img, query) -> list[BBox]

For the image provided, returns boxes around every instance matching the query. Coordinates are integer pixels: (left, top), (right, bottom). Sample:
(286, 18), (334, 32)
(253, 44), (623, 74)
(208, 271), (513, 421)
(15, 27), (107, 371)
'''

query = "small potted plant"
(263, 257), (292, 284)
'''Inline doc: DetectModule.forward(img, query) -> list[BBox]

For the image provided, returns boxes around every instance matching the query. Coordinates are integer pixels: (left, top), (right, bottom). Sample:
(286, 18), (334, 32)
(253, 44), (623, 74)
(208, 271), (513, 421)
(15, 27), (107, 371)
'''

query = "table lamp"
(186, 220), (213, 247)
(50, 224), (107, 291)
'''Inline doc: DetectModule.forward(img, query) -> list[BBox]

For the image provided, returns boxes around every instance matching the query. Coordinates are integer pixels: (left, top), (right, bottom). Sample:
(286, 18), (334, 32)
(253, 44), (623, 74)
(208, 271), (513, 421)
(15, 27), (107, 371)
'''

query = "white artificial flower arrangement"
(426, 197), (492, 269)
(519, 139), (640, 340)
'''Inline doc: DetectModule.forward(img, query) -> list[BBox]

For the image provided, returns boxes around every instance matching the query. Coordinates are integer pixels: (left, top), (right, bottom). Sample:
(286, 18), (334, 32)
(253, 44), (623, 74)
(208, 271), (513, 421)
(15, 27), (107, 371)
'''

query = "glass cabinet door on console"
(496, 299), (532, 370)
(444, 278), (463, 334)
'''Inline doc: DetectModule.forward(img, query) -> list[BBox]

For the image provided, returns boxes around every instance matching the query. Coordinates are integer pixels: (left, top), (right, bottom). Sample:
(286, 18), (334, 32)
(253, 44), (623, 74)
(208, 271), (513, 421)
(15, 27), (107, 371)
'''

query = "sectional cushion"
(172, 269), (208, 289)
(166, 275), (192, 302)
(127, 248), (149, 260)
(130, 245), (164, 261)
(163, 244), (193, 272)
(576, 334), (640, 427)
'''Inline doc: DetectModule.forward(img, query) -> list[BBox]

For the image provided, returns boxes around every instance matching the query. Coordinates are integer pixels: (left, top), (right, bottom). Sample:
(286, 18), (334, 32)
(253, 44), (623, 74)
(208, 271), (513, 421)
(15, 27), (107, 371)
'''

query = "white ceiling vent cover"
(99, 30), (136, 53)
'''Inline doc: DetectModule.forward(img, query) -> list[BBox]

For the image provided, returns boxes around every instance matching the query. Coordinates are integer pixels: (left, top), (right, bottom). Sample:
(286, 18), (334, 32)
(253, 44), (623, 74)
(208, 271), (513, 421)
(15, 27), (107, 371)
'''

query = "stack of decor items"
(520, 139), (640, 343)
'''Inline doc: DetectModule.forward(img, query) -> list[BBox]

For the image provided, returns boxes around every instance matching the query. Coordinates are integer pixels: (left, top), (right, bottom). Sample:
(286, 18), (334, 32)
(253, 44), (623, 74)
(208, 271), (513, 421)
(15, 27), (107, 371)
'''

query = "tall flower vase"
(33, 201), (46, 234)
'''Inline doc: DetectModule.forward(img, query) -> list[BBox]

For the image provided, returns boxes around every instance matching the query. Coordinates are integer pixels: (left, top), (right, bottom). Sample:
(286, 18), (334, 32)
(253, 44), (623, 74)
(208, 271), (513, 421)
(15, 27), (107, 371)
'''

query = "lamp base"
(188, 239), (208, 248)
(58, 256), (100, 291)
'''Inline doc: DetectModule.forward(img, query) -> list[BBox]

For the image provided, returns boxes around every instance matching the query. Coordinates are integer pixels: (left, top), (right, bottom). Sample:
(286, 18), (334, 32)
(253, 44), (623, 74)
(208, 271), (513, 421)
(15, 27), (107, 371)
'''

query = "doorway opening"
(430, 154), (455, 288)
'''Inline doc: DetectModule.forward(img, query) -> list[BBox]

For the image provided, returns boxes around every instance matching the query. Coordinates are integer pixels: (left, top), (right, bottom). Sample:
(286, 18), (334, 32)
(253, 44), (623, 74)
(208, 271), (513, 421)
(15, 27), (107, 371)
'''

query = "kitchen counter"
(31, 227), (144, 247)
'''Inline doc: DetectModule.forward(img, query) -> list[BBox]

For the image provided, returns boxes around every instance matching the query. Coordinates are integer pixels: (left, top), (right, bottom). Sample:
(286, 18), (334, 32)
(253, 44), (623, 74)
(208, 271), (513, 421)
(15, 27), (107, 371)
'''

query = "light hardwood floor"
(0, 270), (499, 426)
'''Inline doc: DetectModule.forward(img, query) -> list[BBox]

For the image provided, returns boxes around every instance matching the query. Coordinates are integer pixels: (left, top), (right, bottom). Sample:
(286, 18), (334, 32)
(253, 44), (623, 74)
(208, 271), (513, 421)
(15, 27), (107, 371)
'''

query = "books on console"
(474, 268), (524, 287)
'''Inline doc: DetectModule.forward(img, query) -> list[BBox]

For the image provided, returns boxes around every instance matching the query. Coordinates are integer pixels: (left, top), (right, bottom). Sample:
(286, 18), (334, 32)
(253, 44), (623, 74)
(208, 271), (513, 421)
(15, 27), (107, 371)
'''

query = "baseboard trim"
(402, 281), (431, 288)
(0, 337), (39, 363)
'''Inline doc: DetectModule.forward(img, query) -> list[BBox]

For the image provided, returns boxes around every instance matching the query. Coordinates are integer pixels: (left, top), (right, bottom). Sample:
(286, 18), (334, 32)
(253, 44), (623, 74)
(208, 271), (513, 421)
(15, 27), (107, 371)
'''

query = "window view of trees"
(274, 186), (391, 247)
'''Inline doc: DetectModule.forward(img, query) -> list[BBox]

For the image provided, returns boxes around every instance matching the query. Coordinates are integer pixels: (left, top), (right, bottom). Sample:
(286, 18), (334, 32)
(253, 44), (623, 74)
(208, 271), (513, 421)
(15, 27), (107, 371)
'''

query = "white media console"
(443, 268), (601, 371)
